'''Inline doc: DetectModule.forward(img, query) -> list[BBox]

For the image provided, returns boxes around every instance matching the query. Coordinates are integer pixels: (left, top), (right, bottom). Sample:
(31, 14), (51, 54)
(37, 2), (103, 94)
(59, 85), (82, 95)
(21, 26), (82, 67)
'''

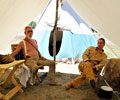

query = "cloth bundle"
(0, 54), (14, 64)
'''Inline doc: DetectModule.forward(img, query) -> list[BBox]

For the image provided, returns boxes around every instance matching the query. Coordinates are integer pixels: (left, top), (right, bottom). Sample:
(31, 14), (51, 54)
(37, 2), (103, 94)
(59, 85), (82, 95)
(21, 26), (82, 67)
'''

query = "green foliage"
(29, 21), (36, 29)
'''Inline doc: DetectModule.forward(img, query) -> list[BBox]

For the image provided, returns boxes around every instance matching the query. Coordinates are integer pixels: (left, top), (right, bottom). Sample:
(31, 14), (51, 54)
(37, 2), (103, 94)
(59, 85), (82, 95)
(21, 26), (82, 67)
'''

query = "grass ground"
(0, 72), (119, 100)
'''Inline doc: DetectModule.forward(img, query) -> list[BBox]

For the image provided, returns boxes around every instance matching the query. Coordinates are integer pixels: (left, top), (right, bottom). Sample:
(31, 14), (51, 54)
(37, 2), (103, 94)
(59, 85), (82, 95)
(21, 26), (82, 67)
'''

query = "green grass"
(56, 72), (62, 77)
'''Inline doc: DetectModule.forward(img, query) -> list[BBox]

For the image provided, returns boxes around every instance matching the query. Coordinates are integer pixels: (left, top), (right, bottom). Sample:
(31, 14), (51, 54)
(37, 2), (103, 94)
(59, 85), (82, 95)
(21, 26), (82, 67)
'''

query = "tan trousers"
(72, 61), (95, 88)
(25, 56), (55, 84)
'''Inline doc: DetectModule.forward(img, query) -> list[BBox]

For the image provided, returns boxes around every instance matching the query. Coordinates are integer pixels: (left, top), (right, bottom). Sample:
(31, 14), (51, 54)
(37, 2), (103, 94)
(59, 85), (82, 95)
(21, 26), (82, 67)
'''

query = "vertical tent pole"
(53, 0), (59, 62)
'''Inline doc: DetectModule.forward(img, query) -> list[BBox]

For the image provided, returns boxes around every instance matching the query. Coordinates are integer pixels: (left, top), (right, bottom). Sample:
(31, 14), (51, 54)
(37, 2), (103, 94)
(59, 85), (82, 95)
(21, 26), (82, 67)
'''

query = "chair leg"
(39, 72), (48, 83)
(36, 73), (41, 83)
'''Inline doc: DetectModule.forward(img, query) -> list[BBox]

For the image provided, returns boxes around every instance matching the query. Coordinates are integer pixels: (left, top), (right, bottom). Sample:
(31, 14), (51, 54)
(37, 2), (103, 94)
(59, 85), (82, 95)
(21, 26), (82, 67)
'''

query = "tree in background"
(29, 21), (36, 29)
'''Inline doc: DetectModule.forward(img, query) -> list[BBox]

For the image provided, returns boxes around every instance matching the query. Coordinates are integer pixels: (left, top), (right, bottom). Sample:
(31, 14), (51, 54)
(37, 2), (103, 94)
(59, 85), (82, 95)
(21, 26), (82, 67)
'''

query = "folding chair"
(11, 44), (46, 85)
(0, 60), (24, 100)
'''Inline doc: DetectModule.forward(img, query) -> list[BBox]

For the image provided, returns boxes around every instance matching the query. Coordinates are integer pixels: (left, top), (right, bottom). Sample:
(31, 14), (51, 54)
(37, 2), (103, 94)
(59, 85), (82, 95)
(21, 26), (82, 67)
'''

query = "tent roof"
(0, 0), (120, 52)
(68, 0), (120, 47)
(0, 0), (48, 50)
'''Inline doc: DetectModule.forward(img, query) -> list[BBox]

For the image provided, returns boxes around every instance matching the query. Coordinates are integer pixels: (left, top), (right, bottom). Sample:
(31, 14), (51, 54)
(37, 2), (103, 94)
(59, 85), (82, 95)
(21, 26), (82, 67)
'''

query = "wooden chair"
(11, 44), (45, 85)
(11, 44), (18, 52)
(94, 66), (106, 85)
(11, 44), (24, 60)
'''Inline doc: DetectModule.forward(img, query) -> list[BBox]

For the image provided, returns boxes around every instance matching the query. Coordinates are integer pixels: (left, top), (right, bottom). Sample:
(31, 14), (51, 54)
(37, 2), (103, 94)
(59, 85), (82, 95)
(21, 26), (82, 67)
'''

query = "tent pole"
(53, 0), (59, 62)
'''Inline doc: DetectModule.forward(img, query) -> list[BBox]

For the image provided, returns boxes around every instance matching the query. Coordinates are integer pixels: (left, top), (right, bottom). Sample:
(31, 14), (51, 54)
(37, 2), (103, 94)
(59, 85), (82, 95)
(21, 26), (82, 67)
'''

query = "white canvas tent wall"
(0, 0), (120, 56)
(0, 0), (48, 51)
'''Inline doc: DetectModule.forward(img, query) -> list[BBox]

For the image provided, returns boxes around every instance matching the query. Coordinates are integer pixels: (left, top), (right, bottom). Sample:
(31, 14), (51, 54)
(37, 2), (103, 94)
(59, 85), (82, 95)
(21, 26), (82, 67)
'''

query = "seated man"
(11, 26), (59, 85)
(66, 38), (107, 89)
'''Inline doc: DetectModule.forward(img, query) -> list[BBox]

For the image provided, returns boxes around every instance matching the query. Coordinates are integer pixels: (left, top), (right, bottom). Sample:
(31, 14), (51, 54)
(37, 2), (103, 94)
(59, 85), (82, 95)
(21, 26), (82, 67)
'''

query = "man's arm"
(40, 55), (47, 60)
(82, 47), (91, 62)
(35, 40), (47, 60)
(11, 42), (23, 57)
(95, 55), (107, 71)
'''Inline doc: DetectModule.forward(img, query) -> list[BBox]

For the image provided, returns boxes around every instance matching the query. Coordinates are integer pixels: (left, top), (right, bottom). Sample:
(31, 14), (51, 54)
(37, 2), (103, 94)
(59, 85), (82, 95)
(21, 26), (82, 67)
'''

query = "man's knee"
(31, 66), (39, 73)
(49, 60), (55, 66)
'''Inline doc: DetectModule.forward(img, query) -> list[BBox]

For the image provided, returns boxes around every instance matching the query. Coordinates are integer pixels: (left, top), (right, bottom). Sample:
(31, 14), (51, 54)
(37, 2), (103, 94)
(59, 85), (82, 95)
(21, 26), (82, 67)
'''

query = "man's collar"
(96, 47), (104, 52)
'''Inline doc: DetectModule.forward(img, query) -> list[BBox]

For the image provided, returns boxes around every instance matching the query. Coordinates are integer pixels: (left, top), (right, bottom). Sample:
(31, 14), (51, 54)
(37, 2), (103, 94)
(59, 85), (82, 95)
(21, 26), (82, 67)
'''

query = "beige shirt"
(82, 46), (107, 69)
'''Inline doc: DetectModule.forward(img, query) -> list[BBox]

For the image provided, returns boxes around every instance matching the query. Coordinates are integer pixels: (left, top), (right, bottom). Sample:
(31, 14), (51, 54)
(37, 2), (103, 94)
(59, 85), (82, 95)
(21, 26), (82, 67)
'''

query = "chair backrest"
(11, 44), (18, 52)
(11, 44), (24, 60)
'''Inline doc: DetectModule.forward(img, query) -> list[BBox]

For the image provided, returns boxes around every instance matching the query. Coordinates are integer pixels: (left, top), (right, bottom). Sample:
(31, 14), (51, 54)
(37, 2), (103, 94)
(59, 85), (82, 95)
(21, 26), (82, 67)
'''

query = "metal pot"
(98, 86), (113, 99)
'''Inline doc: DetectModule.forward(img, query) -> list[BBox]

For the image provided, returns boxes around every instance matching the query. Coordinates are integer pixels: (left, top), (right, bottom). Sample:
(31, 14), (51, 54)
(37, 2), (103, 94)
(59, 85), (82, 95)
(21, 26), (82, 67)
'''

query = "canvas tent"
(0, 0), (120, 58)
(32, 0), (97, 59)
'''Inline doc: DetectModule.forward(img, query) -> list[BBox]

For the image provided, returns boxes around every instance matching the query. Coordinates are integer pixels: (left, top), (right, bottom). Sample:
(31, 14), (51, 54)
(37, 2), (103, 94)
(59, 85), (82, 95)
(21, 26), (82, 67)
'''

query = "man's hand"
(84, 59), (90, 62)
(92, 66), (99, 71)
(91, 65), (96, 69)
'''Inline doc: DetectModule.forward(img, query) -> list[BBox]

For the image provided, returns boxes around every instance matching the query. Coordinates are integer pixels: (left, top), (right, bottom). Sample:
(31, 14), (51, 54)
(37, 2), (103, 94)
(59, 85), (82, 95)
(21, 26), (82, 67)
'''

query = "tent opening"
(49, 27), (63, 56)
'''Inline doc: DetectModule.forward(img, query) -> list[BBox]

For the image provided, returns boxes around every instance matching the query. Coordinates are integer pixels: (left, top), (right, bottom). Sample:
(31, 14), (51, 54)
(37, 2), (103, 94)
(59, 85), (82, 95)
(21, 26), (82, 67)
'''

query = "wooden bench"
(0, 60), (24, 100)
